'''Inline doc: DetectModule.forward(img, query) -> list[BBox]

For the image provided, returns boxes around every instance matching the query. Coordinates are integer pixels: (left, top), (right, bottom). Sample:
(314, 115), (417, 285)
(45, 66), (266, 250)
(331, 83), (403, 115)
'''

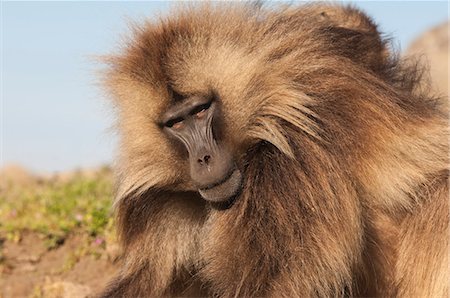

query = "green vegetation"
(0, 167), (115, 250)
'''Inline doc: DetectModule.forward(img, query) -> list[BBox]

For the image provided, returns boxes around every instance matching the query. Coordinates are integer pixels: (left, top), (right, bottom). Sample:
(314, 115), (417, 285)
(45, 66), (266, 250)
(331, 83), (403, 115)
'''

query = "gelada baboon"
(100, 3), (448, 297)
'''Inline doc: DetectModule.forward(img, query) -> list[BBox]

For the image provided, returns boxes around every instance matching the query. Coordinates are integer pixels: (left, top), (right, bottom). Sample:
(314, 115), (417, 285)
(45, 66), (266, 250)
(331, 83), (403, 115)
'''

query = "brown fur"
(100, 3), (449, 297)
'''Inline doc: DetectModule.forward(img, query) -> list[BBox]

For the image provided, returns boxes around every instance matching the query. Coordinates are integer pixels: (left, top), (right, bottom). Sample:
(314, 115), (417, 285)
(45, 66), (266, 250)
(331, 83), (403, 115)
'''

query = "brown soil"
(0, 232), (120, 298)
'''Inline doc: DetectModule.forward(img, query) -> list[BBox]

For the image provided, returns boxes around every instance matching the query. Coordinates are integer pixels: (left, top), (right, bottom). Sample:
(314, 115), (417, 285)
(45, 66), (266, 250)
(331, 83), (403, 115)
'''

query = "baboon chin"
(100, 2), (448, 297)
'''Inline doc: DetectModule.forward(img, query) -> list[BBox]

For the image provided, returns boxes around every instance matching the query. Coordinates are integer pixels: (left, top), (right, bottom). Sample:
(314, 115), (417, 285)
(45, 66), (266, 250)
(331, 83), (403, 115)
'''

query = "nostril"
(197, 155), (211, 165)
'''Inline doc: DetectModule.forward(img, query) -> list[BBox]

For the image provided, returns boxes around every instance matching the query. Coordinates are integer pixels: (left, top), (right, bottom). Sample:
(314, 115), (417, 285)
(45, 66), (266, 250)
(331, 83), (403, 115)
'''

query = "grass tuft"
(0, 167), (115, 250)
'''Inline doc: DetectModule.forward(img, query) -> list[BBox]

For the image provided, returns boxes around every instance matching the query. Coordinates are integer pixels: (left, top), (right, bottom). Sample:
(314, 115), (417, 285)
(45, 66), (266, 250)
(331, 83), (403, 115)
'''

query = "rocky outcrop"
(406, 21), (449, 100)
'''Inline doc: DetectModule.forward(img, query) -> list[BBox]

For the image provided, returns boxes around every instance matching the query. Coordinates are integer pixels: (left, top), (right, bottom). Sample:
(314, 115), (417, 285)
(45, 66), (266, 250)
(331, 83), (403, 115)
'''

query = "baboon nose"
(190, 148), (234, 189)
(197, 155), (211, 165)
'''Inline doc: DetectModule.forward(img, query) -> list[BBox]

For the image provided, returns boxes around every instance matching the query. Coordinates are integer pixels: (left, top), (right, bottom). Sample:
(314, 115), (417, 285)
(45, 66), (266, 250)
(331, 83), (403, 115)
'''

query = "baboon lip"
(198, 169), (242, 203)
(201, 168), (236, 190)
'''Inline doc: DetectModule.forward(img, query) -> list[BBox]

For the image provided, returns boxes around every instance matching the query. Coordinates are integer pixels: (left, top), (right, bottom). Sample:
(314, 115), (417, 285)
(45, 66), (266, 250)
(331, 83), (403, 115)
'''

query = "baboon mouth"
(198, 169), (242, 203)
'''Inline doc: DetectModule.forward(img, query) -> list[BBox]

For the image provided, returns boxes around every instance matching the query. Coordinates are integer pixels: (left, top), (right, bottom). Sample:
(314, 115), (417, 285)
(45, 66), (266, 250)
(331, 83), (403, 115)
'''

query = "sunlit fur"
(100, 3), (449, 297)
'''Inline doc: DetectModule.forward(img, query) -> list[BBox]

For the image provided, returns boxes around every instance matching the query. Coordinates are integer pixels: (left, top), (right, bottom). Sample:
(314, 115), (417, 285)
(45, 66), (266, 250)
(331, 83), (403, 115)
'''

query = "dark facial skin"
(162, 95), (242, 203)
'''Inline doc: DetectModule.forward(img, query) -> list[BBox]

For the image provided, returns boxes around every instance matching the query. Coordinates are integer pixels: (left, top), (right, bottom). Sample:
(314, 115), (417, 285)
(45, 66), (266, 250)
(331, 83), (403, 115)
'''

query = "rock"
(406, 21), (449, 100)
(16, 254), (41, 263)
(41, 281), (92, 298)
(17, 263), (37, 273)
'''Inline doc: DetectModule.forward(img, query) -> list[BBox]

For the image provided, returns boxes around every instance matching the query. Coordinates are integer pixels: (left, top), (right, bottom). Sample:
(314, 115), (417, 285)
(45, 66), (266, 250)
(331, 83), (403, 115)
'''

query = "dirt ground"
(0, 232), (120, 298)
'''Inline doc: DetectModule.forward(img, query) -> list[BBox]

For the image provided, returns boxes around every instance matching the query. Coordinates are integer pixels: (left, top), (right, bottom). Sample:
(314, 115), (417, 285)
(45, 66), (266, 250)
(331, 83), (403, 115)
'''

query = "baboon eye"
(190, 101), (212, 118)
(164, 117), (184, 129)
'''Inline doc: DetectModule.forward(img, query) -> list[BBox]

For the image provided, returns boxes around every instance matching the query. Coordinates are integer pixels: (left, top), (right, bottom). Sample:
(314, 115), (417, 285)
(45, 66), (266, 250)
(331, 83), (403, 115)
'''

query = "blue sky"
(2, 1), (449, 174)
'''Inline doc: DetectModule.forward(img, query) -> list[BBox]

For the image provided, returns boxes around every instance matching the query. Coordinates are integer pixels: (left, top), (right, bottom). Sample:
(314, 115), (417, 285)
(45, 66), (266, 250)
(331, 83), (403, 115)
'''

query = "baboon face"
(161, 93), (242, 202)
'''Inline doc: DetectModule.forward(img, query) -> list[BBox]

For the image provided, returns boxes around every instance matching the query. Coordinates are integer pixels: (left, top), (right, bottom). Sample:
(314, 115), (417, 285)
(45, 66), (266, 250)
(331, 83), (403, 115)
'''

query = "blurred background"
(2, 1), (449, 174)
(0, 1), (448, 298)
